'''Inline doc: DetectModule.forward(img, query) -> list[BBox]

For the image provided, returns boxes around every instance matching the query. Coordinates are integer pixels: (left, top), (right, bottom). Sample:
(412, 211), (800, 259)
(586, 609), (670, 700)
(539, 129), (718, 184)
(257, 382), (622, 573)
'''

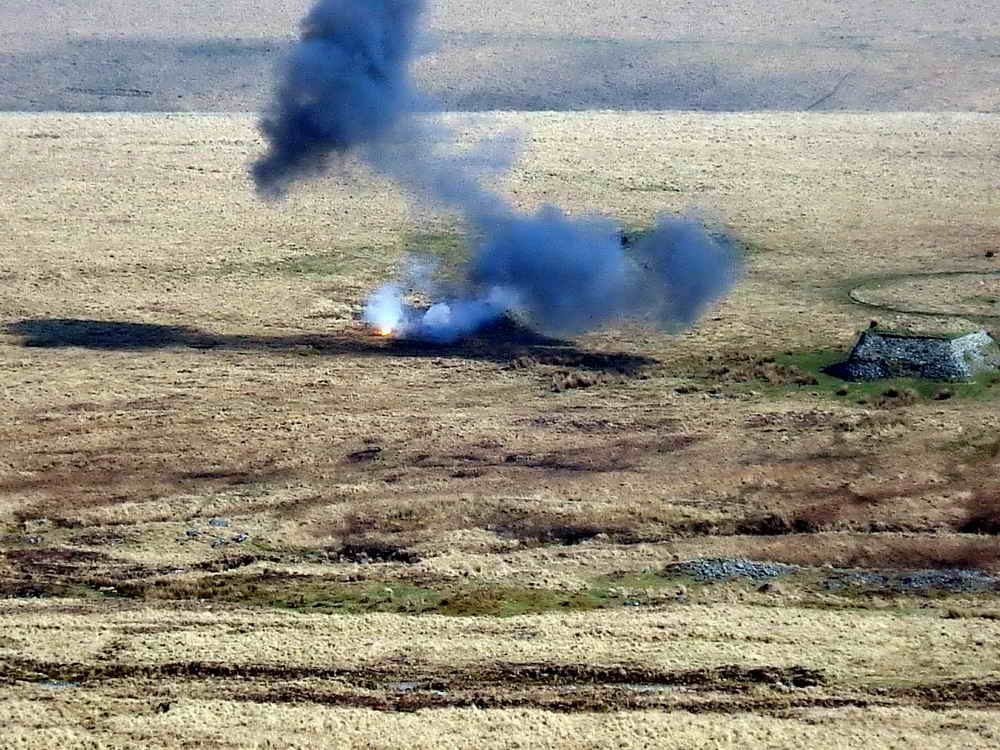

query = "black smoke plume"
(252, 0), (423, 197)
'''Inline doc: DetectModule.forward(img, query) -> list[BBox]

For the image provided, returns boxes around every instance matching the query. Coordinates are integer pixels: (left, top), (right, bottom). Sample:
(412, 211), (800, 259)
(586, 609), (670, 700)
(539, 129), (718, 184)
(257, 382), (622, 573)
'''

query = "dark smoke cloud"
(469, 208), (629, 335)
(626, 219), (740, 329)
(252, 0), (424, 197)
(253, 0), (740, 341)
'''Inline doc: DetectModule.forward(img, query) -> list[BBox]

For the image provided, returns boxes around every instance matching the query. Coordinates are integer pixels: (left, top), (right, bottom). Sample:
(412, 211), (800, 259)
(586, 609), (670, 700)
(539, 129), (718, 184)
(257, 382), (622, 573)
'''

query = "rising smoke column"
(252, 0), (740, 341)
(252, 0), (424, 197)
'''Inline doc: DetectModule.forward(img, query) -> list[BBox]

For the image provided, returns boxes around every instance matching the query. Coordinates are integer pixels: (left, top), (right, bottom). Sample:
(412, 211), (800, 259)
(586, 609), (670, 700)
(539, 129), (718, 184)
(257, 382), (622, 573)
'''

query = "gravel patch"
(825, 568), (1000, 594)
(663, 558), (800, 582)
(665, 557), (1000, 594)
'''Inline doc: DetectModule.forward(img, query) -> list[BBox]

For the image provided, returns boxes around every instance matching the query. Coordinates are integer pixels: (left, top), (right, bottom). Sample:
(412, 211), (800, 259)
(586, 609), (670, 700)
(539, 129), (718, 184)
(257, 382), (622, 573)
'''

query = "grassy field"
(2, 110), (1000, 747)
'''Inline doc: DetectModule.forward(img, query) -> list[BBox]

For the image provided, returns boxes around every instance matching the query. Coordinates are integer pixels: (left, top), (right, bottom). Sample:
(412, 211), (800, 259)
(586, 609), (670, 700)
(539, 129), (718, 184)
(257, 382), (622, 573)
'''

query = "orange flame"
(376, 327), (393, 337)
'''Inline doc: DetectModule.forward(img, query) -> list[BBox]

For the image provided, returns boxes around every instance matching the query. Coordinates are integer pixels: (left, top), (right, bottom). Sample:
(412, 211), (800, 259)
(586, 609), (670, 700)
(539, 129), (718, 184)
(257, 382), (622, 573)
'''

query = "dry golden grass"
(1, 598), (1000, 748)
(2, 111), (1000, 746)
(3, 700), (998, 750)
(3, 597), (998, 682)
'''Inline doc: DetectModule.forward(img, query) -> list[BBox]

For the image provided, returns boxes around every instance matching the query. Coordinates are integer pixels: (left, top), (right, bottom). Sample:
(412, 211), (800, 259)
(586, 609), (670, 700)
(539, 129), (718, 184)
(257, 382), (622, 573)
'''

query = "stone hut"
(826, 327), (999, 381)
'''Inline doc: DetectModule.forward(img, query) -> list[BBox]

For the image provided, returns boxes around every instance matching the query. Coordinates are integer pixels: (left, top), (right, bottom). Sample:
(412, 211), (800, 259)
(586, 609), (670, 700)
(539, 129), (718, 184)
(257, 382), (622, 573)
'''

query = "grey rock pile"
(825, 568), (999, 594)
(662, 557), (1000, 594)
(663, 557), (799, 582)
(826, 328), (999, 381)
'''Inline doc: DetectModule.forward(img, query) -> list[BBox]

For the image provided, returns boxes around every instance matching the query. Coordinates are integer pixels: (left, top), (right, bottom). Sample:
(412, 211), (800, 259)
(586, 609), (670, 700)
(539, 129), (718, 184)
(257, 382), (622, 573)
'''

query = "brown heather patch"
(706, 353), (819, 387)
(2, 458), (289, 529)
(742, 534), (1000, 573)
(311, 488), (696, 553)
(958, 487), (1000, 535)
(943, 608), (1000, 621)
(859, 387), (923, 409)
(725, 436), (1000, 537)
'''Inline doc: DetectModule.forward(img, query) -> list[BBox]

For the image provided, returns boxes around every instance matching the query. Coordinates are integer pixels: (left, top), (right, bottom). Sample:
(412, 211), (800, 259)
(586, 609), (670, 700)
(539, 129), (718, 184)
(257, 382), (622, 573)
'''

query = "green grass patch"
(939, 429), (1000, 461)
(0, 579), (113, 600)
(402, 231), (469, 273)
(112, 572), (669, 616)
(263, 247), (389, 278)
(729, 349), (1000, 403)
(433, 586), (614, 617)
(23, 565), (1000, 617)
(799, 350), (1000, 402)
(593, 569), (689, 591)
(960, 293), (1000, 307)
(269, 252), (361, 277)
(214, 244), (394, 280)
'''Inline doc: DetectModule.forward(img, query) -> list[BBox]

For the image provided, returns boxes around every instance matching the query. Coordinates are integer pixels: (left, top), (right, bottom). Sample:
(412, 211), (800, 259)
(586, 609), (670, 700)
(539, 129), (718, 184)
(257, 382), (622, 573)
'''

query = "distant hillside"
(1, 0), (997, 112)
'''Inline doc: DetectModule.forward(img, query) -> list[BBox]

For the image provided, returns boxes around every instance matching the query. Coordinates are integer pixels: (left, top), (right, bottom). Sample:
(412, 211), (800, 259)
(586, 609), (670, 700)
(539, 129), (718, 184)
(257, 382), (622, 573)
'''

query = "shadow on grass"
(9, 319), (197, 349)
(6, 317), (658, 371)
